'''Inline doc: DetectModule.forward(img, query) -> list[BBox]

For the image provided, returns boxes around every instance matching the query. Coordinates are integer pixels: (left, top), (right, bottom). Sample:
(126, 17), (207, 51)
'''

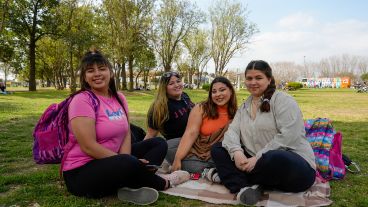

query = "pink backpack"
(32, 90), (99, 164)
(305, 118), (346, 181)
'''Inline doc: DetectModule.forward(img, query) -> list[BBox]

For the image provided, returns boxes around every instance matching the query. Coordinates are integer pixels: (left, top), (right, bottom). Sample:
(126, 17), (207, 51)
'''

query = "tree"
(135, 44), (156, 89)
(153, 0), (204, 72)
(0, 0), (10, 33)
(357, 56), (368, 75)
(56, 0), (101, 93)
(37, 37), (68, 89)
(209, 0), (257, 75)
(271, 61), (302, 83)
(361, 73), (368, 82)
(8, 0), (59, 91)
(183, 28), (210, 88)
(104, 0), (154, 91)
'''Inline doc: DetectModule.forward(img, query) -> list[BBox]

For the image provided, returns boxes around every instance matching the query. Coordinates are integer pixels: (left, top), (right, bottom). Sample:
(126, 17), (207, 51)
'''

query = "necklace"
(252, 99), (260, 108)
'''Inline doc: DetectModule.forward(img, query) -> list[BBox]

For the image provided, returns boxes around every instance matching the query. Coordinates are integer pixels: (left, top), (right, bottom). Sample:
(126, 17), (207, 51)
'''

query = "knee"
(153, 137), (168, 150)
(261, 150), (290, 165)
(115, 154), (142, 170)
(211, 142), (226, 160)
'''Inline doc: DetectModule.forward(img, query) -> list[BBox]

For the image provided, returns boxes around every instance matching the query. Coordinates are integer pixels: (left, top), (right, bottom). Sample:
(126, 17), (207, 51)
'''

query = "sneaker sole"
(239, 187), (262, 205)
(118, 187), (158, 205)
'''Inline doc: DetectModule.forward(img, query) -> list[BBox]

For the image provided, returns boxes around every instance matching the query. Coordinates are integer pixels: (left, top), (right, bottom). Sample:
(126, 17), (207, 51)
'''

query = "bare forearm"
(81, 142), (117, 159)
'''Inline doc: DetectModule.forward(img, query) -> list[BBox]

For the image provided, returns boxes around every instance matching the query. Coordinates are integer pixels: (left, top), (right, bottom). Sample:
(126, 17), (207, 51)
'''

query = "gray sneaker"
(236, 185), (262, 205)
(202, 168), (221, 183)
(117, 187), (158, 205)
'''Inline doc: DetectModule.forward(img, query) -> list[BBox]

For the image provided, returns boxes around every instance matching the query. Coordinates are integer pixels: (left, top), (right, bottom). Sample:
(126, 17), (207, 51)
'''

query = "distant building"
(299, 77), (351, 88)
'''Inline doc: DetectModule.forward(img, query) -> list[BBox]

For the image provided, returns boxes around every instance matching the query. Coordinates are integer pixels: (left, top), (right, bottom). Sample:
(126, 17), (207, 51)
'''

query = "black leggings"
(63, 137), (168, 198)
(211, 142), (316, 194)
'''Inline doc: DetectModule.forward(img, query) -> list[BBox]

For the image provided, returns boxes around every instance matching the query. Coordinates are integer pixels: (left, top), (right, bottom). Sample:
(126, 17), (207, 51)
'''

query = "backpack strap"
(59, 90), (100, 178)
(342, 154), (361, 173)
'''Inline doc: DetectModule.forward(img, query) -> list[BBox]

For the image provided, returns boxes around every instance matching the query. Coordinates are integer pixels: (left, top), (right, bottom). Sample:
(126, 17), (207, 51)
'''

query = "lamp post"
(303, 56), (307, 78)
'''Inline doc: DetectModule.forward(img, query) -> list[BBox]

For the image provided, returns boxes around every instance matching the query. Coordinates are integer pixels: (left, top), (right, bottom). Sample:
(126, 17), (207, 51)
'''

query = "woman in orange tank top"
(166, 77), (238, 175)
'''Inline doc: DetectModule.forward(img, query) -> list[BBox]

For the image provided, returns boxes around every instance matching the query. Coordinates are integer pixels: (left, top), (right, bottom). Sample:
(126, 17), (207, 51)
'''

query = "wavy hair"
(147, 71), (182, 132)
(245, 60), (276, 112)
(201, 76), (238, 119)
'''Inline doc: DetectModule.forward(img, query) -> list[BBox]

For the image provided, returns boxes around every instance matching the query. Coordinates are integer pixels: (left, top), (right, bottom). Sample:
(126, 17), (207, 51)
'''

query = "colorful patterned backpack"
(304, 118), (346, 181)
(32, 90), (99, 164)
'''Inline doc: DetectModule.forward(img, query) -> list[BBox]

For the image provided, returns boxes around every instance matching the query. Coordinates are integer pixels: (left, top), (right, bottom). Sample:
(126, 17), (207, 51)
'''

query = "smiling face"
(211, 82), (232, 107)
(84, 63), (112, 96)
(166, 75), (184, 100)
(245, 69), (271, 98)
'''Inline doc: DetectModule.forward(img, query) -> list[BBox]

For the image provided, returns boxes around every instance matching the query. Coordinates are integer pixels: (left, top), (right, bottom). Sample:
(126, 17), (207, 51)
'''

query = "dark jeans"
(63, 137), (168, 198)
(211, 142), (316, 194)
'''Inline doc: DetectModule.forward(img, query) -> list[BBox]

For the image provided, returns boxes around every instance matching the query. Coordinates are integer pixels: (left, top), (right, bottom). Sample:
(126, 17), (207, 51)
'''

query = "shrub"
(361, 73), (368, 81)
(202, 83), (210, 91)
(287, 82), (303, 90)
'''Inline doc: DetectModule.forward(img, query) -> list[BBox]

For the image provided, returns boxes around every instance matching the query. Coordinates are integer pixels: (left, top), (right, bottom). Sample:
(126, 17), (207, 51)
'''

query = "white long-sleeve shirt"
(222, 90), (316, 169)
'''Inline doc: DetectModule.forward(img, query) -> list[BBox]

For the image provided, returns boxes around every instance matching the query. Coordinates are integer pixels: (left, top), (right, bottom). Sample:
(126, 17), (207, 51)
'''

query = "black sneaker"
(117, 187), (158, 205)
(236, 185), (262, 205)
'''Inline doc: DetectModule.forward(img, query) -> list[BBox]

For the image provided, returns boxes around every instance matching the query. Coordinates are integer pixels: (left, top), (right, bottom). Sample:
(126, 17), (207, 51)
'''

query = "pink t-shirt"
(62, 91), (129, 171)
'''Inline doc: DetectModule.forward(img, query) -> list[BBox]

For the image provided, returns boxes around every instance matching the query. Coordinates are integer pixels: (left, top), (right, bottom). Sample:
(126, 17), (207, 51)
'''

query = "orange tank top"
(200, 105), (230, 136)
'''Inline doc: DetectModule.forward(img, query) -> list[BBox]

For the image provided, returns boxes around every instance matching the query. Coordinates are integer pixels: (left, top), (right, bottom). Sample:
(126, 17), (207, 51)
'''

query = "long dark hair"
(245, 60), (276, 112)
(77, 49), (127, 116)
(202, 76), (238, 119)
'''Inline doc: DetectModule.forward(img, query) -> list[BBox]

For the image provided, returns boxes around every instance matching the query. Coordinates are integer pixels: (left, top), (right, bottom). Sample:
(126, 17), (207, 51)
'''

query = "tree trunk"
(69, 51), (77, 93)
(28, 37), (37, 91)
(128, 55), (134, 91)
(115, 63), (121, 91)
(164, 62), (171, 72)
(121, 61), (127, 90)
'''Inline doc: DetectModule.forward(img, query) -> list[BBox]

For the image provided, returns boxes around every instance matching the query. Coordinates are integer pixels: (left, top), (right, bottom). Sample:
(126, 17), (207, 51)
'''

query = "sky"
(191, 0), (368, 72)
(2, 0), (368, 79)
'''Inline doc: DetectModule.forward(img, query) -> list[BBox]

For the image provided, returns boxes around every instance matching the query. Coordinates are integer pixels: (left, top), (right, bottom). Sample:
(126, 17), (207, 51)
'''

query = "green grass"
(1, 88), (367, 206)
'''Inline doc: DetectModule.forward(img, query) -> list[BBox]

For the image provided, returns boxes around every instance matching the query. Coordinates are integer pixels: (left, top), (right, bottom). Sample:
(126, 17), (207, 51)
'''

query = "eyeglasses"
(162, 71), (180, 79)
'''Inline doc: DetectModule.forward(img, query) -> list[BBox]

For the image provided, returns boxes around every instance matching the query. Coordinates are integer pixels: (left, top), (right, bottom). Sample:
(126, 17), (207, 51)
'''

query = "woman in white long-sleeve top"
(211, 60), (316, 206)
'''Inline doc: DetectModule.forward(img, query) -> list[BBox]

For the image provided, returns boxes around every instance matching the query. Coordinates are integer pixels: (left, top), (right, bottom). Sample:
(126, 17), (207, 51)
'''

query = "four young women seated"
(64, 49), (316, 205)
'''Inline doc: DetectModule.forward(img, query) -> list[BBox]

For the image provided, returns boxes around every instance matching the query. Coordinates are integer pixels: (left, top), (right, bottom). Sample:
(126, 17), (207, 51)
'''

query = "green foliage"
(202, 83), (210, 91)
(287, 82), (303, 90)
(361, 73), (368, 81)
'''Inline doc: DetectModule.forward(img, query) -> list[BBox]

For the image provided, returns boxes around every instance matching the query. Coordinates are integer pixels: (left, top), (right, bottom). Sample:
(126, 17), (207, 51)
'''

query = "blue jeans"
(211, 142), (316, 194)
(63, 137), (167, 198)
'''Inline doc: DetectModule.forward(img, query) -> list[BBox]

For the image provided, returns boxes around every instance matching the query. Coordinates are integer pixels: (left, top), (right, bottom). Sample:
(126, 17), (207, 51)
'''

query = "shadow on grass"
(1, 115), (367, 206)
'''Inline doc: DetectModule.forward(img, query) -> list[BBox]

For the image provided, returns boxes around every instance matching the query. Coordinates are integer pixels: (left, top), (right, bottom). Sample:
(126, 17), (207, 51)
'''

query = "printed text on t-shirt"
(105, 108), (125, 120)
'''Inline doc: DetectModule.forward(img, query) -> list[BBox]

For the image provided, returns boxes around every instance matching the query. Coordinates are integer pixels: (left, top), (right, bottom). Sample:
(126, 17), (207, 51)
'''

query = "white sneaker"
(202, 168), (221, 183)
(236, 185), (262, 205)
(158, 170), (190, 187)
(117, 187), (158, 205)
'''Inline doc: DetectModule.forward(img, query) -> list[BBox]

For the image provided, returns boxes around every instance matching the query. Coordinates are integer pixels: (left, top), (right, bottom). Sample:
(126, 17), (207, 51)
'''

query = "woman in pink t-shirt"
(62, 50), (189, 205)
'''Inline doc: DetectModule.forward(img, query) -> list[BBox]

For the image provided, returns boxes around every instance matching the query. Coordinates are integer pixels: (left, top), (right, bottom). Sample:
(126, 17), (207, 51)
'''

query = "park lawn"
(0, 88), (367, 207)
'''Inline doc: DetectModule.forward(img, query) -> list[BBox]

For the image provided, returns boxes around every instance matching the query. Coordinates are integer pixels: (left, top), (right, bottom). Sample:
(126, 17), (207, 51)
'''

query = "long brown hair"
(202, 76), (238, 119)
(147, 71), (182, 132)
(245, 60), (276, 112)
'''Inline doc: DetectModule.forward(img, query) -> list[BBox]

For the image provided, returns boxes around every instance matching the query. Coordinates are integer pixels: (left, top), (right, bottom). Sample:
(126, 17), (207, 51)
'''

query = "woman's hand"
(171, 158), (182, 172)
(234, 151), (248, 171)
(243, 157), (257, 172)
(139, 159), (149, 164)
